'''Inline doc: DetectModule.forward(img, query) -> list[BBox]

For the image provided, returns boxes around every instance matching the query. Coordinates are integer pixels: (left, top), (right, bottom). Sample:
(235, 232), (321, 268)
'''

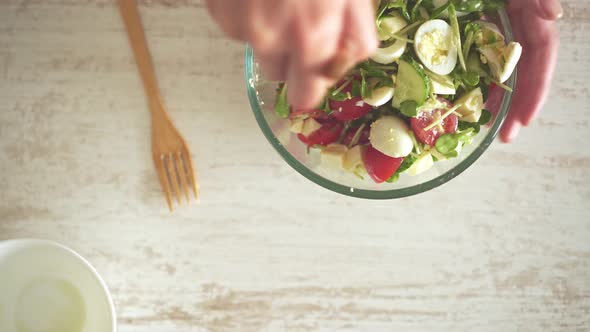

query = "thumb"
(508, 0), (563, 20)
(536, 0), (563, 20)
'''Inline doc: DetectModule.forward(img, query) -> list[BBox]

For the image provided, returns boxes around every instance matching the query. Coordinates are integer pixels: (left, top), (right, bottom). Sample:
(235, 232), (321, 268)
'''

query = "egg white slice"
(474, 21), (505, 45)
(371, 38), (407, 64)
(414, 19), (458, 76)
(480, 42), (522, 83)
(499, 42), (522, 83)
(363, 78), (395, 107)
(369, 116), (414, 158)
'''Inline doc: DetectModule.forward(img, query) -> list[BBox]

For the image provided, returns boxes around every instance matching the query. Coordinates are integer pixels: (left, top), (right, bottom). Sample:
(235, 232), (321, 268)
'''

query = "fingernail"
(507, 122), (521, 142)
(541, 0), (563, 20)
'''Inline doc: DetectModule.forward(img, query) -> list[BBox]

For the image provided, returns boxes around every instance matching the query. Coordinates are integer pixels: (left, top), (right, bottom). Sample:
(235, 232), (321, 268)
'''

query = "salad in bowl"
(246, 0), (520, 198)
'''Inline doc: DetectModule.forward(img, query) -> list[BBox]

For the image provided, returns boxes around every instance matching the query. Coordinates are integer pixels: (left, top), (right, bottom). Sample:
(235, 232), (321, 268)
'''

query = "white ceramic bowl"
(0, 239), (116, 332)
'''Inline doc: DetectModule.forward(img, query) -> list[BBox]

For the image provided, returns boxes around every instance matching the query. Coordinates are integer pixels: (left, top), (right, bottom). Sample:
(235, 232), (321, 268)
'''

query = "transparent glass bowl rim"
(244, 9), (516, 200)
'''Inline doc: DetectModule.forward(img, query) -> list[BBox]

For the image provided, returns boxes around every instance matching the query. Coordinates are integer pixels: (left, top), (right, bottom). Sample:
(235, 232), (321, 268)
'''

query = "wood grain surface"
(0, 1), (589, 331)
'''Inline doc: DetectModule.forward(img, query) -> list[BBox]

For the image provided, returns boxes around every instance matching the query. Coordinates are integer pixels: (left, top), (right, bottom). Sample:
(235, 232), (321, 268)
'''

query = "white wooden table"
(1, 1), (589, 331)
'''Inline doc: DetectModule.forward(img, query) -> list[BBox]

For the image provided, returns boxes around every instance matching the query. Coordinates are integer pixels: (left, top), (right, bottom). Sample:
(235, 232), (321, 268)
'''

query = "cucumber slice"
(393, 57), (431, 109)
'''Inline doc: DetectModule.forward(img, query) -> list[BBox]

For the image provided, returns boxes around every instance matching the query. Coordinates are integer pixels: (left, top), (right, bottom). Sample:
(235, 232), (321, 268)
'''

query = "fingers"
(516, 32), (559, 127)
(501, 15), (559, 142)
(508, 0), (563, 21)
(208, 0), (377, 110)
(341, 0), (379, 63)
(499, 111), (522, 143)
(287, 61), (331, 109)
(538, 0), (564, 20)
(205, 0), (246, 40)
(257, 53), (288, 81)
(286, 0), (377, 109)
(501, 5), (560, 143)
(290, 1), (344, 72)
(245, 1), (290, 54)
(319, 1), (378, 78)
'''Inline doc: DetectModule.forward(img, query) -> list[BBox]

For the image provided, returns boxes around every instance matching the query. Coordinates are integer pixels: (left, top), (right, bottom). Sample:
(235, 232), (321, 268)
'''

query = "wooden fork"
(119, 0), (198, 210)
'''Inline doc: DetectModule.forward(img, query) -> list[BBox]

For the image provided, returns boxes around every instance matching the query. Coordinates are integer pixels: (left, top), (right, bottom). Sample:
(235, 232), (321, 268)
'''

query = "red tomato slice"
(329, 80), (373, 121)
(342, 125), (370, 146)
(362, 145), (404, 184)
(411, 106), (459, 146)
(485, 83), (503, 114)
(297, 120), (344, 146)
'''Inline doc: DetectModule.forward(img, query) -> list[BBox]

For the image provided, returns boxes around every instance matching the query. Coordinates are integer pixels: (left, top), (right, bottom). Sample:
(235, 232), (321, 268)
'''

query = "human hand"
(501, 0), (562, 142)
(205, 0), (378, 110)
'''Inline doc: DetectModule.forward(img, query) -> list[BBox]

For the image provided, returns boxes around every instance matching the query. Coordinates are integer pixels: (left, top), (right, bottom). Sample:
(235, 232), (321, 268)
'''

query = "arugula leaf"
(411, 0), (424, 22)
(463, 72), (480, 87)
(377, 0), (408, 25)
(479, 82), (489, 102)
(435, 134), (460, 158)
(274, 84), (290, 118)
(320, 98), (333, 114)
(422, 0), (435, 10)
(330, 91), (349, 101)
(386, 173), (401, 183)
(448, 4), (467, 72)
(360, 69), (370, 99)
(435, 128), (477, 158)
(452, 68), (480, 89)
(451, 0), (506, 13)
(358, 62), (391, 78)
(351, 80), (361, 98)
(430, 1), (451, 19)
(478, 109), (492, 125)
(466, 52), (490, 78)
(400, 100), (419, 117)
(458, 121), (480, 134)
(398, 154), (418, 173)
(327, 78), (353, 102)
(462, 22), (481, 61)
(386, 154), (418, 183)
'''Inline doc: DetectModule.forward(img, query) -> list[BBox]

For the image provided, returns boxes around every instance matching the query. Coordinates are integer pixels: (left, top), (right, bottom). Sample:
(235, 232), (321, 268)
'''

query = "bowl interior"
(0, 239), (116, 332)
(246, 10), (517, 199)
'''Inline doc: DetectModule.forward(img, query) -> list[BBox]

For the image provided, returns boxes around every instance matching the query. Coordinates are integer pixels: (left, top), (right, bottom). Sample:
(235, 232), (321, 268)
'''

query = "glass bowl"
(244, 9), (517, 199)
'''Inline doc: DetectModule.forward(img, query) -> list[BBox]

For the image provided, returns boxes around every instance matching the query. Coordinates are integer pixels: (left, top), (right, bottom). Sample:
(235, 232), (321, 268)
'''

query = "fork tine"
(164, 153), (182, 206)
(181, 152), (199, 199)
(155, 155), (173, 211)
(174, 152), (191, 203)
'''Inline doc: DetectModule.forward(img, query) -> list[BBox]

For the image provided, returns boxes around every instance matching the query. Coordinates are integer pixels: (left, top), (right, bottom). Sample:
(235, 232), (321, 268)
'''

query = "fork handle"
(119, 0), (163, 112)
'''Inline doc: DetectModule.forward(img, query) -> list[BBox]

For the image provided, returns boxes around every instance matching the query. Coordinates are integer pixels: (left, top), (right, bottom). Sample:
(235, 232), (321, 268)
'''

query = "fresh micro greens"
(386, 153), (418, 183)
(377, 0), (410, 23)
(462, 22), (481, 62)
(274, 84), (290, 118)
(430, 1), (451, 19)
(435, 127), (477, 158)
(401, 100), (419, 117)
(410, 0), (424, 22)
(451, 0), (506, 12)
(448, 4), (467, 72)
(271, 1), (513, 185)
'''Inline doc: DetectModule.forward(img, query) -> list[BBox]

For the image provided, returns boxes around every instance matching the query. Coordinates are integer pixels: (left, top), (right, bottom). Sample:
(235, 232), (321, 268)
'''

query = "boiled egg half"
(369, 116), (414, 158)
(414, 19), (458, 76)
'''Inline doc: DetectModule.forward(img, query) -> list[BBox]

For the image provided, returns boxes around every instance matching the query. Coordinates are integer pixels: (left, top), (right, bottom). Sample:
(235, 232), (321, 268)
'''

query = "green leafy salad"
(274, 0), (522, 183)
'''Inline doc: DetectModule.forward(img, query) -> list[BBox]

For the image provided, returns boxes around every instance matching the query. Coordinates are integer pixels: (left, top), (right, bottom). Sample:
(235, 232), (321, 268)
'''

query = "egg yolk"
(418, 30), (450, 65)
